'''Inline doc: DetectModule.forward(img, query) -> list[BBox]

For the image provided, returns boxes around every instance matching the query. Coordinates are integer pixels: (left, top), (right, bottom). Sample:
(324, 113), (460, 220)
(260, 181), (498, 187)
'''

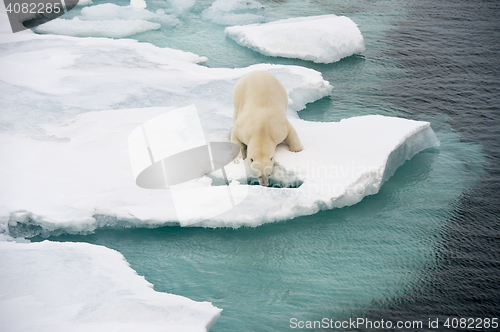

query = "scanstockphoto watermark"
(127, 105), (381, 221)
(128, 105), (248, 223)
(291, 318), (424, 330)
(290, 317), (499, 330)
(274, 161), (370, 180)
(263, 161), (378, 199)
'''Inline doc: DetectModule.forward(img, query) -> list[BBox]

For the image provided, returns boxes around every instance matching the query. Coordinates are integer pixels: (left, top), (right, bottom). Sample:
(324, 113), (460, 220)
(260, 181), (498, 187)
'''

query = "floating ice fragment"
(225, 14), (366, 63)
(202, 0), (265, 25)
(167, 0), (196, 15)
(34, 17), (161, 38)
(76, 0), (93, 6)
(79, 3), (177, 23)
(33, 3), (179, 38)
(130, 0), (147, 10)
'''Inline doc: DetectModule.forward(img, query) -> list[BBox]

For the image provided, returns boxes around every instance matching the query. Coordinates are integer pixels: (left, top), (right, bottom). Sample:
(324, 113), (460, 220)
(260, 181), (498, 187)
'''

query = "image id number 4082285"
(5, 1), (62, 14)
(443, 318), (498, 329)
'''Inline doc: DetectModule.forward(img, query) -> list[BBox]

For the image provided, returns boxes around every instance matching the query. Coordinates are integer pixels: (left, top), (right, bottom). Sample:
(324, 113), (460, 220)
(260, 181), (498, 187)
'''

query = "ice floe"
(76, 0), (93, 6)
(33, 3), (179, 38)
(33, 17), (162, 38)
(1, 104), (438, 233)
(78, 3), (178, 25)
(202, 0), (265, 25)
(0, 239), (221, 332)
(225, 14), (366, 63)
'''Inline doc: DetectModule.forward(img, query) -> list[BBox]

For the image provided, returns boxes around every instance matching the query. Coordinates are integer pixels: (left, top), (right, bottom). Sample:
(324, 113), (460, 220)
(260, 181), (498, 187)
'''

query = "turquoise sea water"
(34, 0), (494, 331)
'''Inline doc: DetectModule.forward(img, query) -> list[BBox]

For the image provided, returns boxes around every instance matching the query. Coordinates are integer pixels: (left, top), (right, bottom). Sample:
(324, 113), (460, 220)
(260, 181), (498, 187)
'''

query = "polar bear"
(231, 71), (303, 186)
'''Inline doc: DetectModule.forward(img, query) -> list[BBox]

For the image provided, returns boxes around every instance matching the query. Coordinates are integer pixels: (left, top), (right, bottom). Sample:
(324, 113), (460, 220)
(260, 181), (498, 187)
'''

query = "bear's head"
(248, 154), (274, 187)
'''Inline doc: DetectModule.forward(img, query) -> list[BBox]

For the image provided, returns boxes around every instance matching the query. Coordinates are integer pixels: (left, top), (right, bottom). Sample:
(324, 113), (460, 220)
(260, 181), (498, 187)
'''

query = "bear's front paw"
(289, 145), (303, 153)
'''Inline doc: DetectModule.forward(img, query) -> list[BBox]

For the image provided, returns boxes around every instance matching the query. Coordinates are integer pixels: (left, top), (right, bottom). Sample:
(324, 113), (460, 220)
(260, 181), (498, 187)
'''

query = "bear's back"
(233, 71), (288, 118)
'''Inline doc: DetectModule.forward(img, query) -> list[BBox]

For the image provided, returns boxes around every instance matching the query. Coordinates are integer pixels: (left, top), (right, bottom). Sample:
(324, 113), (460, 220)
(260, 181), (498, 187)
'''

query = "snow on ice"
(225, 15), (366, 63)
(0, 239), (221, 332)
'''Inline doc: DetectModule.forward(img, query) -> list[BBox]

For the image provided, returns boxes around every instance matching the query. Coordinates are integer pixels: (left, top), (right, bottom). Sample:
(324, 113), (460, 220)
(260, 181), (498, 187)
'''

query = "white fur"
(231, 71), (303, 186)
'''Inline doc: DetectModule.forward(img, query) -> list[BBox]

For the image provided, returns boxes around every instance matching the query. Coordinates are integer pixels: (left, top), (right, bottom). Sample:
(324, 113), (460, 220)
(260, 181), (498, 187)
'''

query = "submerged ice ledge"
(0, 239), (221, 332)
(202, 0), (265, 25)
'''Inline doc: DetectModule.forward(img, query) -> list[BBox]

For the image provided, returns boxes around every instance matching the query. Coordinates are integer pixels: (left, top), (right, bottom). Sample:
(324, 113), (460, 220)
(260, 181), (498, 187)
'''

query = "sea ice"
(33, 17), (162, 38)
(131, 0), (146, 10)
(79, 3), (178, 25)
(202, 0), (265, 25)
(0, 239), (221, 332)
(0, 4), (437, 233)
(33, 3), (179, 38)
(0, 3), (439, 331)
(0, 105), (438, 232)
(225, 14), (366, 63)
(76, 0), (93, 6)
(167, 0), (196, 15)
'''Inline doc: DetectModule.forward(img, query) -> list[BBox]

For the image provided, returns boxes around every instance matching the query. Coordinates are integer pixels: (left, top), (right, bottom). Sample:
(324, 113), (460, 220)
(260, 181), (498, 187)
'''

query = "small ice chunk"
(79, 3), (177, 23)
(33, 3), (179, 38)
(202, 0), (265, 25)
(225, 14), (366, 63)
(167, 0), (196, 15)
(130, 0), (147, 10)
(76, 0), (93, 6)
(33, 17), (161, 38)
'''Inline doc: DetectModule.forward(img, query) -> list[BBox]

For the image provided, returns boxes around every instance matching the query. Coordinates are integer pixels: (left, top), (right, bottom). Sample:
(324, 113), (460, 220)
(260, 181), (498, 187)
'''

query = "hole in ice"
(8, 220), (44, 238)
(246, 177), (303, 188)
(207, 164), (303, 188)
(247, 164), (304, 188)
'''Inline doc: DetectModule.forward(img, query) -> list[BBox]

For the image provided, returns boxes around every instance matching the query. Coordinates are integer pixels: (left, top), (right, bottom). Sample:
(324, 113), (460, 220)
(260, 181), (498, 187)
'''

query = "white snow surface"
(202, 0), (265, 25)
(0, 107), (439, 232)
(225, 14), (366, 63)
(0, 239), (221, 332)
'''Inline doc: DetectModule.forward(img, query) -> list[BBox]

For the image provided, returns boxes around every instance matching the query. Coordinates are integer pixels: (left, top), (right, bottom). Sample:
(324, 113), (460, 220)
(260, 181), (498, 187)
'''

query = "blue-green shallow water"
(36, 131), (484, 331)
(33, 0), (500, 330)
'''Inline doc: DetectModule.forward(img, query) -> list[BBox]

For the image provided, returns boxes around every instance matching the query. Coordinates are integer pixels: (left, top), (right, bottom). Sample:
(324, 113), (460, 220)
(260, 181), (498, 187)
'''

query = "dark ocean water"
(31, 0), (500, 331)
(362, 0), (500, 329)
